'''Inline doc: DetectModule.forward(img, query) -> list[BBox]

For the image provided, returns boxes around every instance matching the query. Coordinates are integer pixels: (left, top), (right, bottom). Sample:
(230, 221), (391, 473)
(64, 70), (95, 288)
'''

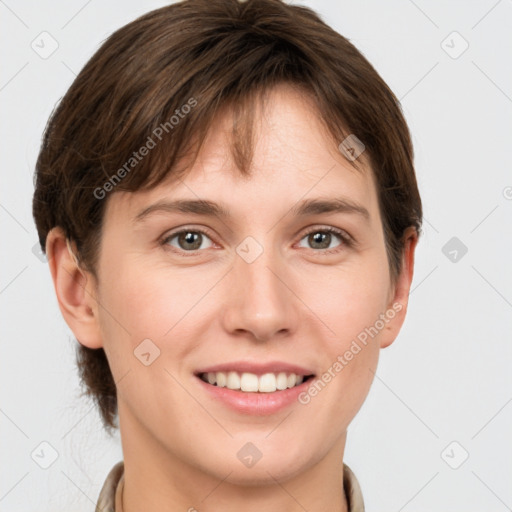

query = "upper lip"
(195, 361), (315, 377)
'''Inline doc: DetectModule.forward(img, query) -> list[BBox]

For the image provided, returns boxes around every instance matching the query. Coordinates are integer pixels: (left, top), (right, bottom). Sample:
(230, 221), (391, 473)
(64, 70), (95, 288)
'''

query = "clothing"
(95, 460), (365, 511)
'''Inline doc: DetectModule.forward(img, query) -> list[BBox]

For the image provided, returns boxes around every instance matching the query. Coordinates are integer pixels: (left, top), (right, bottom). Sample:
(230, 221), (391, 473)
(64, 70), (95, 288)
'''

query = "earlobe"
(379, 226), (419, 349)
(46, 227), (103, 349)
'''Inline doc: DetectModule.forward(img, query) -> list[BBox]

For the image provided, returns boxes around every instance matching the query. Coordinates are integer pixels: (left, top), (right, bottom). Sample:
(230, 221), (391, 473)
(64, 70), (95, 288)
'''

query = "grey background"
(1, 0), (511, 510)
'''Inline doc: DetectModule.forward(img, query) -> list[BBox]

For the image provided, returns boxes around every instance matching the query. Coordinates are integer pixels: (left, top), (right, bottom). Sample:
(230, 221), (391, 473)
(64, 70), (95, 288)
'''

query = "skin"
(46, 83), (418, 512)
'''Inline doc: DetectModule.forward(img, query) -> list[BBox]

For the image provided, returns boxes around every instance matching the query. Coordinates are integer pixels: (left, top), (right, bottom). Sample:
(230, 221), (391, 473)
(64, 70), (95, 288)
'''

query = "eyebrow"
(133, 197), (370, 224)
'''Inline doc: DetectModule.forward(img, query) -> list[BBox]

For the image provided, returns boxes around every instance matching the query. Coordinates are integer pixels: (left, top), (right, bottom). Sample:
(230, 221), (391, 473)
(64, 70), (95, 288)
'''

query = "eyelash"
(159, 225), (354, 257)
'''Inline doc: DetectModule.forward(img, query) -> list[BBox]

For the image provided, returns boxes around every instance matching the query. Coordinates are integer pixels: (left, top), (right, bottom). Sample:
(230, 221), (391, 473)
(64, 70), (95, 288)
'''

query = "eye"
(297, 226), (353, 254)
(160, 225), (354, 256)
(160, 228), (214, 254)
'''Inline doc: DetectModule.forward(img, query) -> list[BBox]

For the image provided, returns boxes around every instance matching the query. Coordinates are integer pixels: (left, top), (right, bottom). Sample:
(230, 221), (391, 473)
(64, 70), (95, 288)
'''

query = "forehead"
(108, 83), (380, 226)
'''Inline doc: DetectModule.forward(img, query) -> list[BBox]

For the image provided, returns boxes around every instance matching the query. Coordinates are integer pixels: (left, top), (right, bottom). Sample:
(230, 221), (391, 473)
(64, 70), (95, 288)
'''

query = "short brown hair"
(32, 0), (423, 434)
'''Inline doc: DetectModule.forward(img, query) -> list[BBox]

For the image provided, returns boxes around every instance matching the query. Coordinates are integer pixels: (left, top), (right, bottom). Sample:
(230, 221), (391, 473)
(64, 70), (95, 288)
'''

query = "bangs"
(99, 79), (364, 199)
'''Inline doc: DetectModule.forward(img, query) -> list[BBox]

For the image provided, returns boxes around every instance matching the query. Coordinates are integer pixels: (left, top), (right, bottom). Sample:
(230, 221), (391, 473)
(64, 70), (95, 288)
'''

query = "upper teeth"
(200, 371), (305, 393)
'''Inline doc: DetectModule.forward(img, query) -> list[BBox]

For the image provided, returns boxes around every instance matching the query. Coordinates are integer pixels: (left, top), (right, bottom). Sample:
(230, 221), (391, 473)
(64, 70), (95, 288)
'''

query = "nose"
(221, 242), (298, 342)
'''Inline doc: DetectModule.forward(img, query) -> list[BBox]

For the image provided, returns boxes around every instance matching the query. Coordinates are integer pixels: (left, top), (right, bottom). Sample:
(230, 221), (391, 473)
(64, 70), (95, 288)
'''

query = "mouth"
(196, 371), (316, 393)
(193, 362), (317, 415)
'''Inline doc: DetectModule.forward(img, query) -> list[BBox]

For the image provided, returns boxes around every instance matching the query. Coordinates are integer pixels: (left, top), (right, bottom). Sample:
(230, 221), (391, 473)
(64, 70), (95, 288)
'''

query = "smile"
(198, 371), (314, 393)
(194, 361), (316, 414)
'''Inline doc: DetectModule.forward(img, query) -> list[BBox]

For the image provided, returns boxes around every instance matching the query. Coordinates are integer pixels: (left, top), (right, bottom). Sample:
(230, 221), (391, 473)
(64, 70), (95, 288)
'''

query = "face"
(80, 83), (413, 485)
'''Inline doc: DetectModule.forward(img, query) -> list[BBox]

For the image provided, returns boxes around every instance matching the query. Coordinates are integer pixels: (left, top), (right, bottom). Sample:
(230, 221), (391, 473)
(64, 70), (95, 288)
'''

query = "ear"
(45, 227), (103, 349)
(379, 226), (419, 349)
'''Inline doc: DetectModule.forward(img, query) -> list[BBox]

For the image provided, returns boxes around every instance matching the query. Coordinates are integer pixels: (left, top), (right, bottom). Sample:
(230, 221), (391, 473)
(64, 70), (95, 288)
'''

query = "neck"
(118, 403), (349, 512)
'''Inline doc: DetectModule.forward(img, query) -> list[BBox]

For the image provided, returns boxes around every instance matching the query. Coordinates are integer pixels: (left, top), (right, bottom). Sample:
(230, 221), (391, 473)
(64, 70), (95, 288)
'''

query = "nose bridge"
(224, 234), (296, 340)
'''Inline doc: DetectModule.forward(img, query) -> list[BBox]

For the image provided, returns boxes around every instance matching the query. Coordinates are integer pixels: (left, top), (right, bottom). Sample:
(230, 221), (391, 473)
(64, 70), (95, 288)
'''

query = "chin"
(207, 443), (317, 487)
(221, 461), (306, 487)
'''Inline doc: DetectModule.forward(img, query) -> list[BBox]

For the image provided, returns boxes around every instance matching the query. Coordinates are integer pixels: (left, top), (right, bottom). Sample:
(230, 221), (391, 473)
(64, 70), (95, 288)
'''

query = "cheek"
(299, 253), (391, 341)
(96, 264), (198, 417)
(298, 255), (388, 406)
(98, 260), (215, 363)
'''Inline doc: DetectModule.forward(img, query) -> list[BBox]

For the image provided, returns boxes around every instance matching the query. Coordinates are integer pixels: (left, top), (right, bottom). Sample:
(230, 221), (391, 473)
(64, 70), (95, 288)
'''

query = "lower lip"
(195, 375), (315, 415)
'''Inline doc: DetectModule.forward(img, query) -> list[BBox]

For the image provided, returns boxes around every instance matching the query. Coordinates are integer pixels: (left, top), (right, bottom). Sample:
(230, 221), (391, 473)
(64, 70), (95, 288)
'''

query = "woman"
(32, 0), (422, 510)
